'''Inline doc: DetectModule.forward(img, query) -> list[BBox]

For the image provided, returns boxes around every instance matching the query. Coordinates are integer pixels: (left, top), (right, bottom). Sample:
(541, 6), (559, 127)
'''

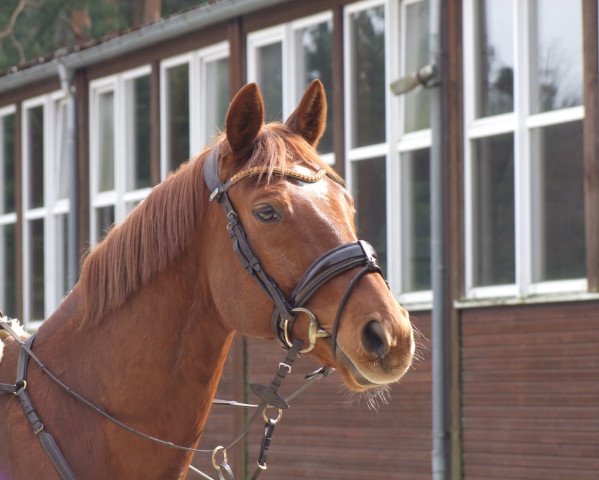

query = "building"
(0, 0), (598, 478)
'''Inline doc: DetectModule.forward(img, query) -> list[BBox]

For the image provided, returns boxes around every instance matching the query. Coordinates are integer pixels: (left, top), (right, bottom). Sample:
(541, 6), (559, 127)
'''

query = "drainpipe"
(390, 0), (448, 477)
(428, 0), (450, 478)
(57, 60), (78, 290)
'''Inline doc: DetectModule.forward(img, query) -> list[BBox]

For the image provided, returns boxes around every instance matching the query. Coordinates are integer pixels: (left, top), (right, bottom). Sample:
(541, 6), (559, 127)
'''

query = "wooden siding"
(461, 302), (599, 480)
(238, 313), (432, 480)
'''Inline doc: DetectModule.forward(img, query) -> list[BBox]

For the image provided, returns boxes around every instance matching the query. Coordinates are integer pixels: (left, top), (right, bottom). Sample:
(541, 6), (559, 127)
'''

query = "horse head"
(205, 81), (414, 392)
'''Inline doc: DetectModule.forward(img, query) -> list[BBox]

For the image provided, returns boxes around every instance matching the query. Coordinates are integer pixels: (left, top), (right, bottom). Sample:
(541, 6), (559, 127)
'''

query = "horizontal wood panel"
(243, 314), (432, 479)
(462, 301), (599, 480)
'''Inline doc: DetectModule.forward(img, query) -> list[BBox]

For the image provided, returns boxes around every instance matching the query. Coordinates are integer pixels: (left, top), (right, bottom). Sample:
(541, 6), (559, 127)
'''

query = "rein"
(0, 320), (332, 480)
(0, 146), (386, 479)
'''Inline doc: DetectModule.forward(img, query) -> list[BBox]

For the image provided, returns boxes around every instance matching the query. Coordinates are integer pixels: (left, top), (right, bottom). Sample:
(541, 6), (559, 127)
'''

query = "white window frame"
(248, 12), (335, 164)
(346, 0), (435, 307)
(160, 53), (193, 179)
(22, 92), (71, 327)
(90, 66), (152, 246)
(160, 42), (230, 179)
(0, 105), (17, 314)
(463, 0), (586, 301)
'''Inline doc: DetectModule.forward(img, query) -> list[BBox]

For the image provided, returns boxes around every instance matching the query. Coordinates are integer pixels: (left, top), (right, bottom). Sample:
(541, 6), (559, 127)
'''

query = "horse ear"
(285, 79), (327, 147)
(225, 83), (265, 155)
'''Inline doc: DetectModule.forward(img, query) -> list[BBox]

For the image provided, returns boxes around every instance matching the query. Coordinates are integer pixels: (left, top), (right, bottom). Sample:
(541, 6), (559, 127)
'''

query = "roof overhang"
(0, 0), (289, 95)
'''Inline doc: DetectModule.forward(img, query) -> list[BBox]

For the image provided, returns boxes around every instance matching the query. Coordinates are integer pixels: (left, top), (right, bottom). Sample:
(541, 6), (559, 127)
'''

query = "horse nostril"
(361, 320), (389, 359)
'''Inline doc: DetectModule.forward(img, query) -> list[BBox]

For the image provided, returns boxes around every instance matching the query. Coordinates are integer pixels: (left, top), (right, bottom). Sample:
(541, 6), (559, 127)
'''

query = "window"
(248, 12), (334, 159)
(0, 106), (16, 317)
(90, 67), (152, 245)
(345, 1), (388, 276)
(160, 43), (230, 178)
(22, 93), (73, 326)
(464, 0), (585, 298)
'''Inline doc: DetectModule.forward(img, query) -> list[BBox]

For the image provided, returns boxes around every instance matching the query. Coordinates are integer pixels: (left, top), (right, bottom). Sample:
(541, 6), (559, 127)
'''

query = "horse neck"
(36, 242), (234, 460)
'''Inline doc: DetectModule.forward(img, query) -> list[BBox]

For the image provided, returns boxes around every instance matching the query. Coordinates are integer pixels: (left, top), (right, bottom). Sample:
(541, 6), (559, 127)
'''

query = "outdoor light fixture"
(390, 63), (436, 95)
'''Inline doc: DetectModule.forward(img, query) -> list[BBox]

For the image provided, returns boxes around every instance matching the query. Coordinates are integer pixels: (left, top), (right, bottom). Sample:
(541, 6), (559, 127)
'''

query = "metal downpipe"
(429, 0), (450, 478)
(57, 61), (78, 290)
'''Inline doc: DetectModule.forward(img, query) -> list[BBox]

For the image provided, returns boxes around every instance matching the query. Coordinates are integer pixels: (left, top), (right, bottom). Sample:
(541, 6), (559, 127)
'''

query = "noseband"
(203, 147), (385, 357)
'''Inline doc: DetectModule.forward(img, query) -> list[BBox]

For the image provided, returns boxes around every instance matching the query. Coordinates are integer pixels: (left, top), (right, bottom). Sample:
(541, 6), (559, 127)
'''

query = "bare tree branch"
(0, 0), (30, 40)
(9, 29), (25, 64)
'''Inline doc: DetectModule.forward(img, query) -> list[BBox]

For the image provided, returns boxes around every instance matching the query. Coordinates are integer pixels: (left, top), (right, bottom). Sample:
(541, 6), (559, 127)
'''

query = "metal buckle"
(13, 380), (26, 396)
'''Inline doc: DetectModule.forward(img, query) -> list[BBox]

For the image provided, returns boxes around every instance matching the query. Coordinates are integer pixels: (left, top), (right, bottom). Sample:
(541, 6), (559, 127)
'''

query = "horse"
(0, 80), (414, 479)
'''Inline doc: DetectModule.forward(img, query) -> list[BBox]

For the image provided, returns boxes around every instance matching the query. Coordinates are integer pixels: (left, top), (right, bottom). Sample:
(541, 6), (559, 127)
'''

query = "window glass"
(96, 206), (115, 243)
(295, 20), (334, 153)
(28, 106), (45, 209)
(401, 148), (430, 291)
(472, 133), (515, 286)
(127, 75), (151, 191)
(352, 156), (387, 273)
(350, 6), (386, 148)
(404, 0), (430, 132)
(529, 0), (582, 113)
(0, 223), (16, 316)
(531, 120), (585, 281)
(98, 91), (115, 192)
(205, 57), (230, 141)
(256, 42), (283, 122)
(28, 219), (45, 319)
(166, 63), (190, 172)
(1, 114), (15, 214)
(474, 0), (514, 117)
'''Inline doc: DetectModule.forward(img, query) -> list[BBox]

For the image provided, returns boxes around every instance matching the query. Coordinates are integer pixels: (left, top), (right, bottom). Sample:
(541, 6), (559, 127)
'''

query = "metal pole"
(429, 0), (449, 478)
(57, 61), (78, 290)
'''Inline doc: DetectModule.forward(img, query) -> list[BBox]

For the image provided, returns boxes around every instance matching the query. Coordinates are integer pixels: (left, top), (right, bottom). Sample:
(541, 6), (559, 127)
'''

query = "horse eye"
(253, 204), (280, 223)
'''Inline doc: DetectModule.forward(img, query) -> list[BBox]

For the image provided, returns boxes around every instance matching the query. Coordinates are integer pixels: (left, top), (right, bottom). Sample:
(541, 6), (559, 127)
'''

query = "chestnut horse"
(0, 80), (414, 479)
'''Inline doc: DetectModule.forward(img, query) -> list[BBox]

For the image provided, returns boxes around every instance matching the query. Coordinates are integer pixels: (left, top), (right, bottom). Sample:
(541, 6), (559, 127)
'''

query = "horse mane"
(79, 123), (340, 325)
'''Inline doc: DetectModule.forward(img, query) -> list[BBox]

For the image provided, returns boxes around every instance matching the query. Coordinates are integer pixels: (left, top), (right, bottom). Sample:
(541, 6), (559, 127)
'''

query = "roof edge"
(0, 0), (288, 95)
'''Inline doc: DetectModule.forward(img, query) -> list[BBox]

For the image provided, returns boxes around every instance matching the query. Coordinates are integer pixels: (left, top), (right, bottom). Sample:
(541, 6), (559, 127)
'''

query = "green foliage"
(0, 0), (210, 72)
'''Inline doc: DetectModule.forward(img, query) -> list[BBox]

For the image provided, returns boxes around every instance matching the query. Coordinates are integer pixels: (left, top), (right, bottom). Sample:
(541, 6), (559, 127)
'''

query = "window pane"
(127, 75), (151, 191)
(295, 20), (334, 153)
(401, 149), (430, 292)
(28, 105), (44, 209)
(95, 206), (115, 243)
(0, 223), (16, 316)
(352, 157), (387, 273)
(531, 121), (585, 281)
(28, 219), (44, 320)
(166, 63), (190, 173)
(474, 0), (514, 117)
(98, 91), (115, 192)
(205, 57), (230, 141)
(350, 6), (386, 148)
(256, 42), (283, 122)
(530, 0), (582, 113)
(55, 213), (70, 305)
(472, 133), (515, 286)
(1, 113), (15, 214)
(404, 0), (430, 132)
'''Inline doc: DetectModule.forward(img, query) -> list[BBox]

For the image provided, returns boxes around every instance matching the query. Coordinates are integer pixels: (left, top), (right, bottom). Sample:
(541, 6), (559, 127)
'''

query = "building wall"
(461, 301), (599, 479)
(1, 0), (599, 478)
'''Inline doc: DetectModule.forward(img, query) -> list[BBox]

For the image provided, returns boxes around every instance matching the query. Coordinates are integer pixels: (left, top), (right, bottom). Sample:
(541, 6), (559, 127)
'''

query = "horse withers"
(0, 80), (414, 479)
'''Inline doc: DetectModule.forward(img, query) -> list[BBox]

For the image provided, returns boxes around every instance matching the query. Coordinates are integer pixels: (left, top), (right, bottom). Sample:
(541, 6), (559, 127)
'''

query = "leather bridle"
(0, 146), (388, 480)
(203, 146), (386, 358)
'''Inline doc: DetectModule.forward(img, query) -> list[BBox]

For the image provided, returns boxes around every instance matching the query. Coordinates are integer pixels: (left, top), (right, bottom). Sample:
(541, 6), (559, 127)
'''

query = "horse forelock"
(79, 123), (337, 325)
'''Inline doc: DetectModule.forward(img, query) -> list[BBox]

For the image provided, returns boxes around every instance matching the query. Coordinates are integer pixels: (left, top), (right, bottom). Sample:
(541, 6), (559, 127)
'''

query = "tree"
(0, 0), (209, 72)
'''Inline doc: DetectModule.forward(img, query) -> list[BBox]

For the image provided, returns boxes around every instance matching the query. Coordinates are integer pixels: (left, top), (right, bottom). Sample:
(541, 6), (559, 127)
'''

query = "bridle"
(0, 145), (388, 480)
(203, 146), (385, 357)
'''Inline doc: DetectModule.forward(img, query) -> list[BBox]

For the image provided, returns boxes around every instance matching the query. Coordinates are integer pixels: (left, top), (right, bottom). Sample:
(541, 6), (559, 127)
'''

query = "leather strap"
(0, 323), (77, 480)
